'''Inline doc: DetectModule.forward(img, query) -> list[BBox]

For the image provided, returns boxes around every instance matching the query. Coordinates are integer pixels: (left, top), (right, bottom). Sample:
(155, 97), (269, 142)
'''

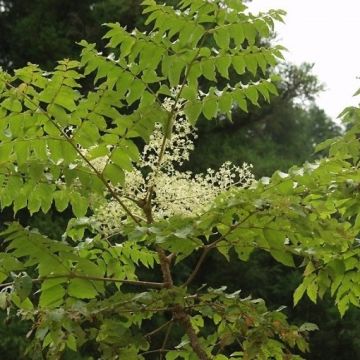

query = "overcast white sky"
(248, 0), (360, 121)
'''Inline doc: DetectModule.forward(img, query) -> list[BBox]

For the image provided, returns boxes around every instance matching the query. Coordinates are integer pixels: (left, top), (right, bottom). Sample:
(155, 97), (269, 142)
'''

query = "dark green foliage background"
(0, 0), (357, 359)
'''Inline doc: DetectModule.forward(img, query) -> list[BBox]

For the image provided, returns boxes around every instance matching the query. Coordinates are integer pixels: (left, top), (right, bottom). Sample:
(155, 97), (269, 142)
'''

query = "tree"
(0, 0), (144, 70)
(0, 1), (359, 359)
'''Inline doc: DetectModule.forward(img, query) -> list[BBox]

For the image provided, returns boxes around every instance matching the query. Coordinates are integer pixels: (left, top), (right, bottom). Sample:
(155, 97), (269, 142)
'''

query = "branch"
(160, 321), (174, 360)
(157, 247), (173, 288)
(144, 318), (174, 338)
(183, 246), (212, 287)
(0, 273), (164, 290)
(183, 212), (256, 287)
(140, 348), (171, 356)
(144, 31), (208, 208)
(173, 305), (210, 360)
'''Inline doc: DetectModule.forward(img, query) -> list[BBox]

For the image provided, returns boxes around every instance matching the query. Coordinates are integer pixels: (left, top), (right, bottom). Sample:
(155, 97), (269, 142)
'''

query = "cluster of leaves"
(188, 63), (342, 178)
(0, 0), (359, 359)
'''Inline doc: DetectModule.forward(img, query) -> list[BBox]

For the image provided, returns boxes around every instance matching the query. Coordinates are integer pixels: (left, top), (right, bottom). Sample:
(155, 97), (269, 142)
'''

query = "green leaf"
(256, 53), (267, 74)
(299, 323), (319, 332)
(142, 69), (162, 84)
(103, 163), (125, 185)
(254, 19), (270, 38)
(32, 139), (48, 160)
(28, 191), (42, 215)
(270, 249), (295, 267)
(39, 284), (65, 308)
(70, 193), (88, 217)
(157, 84), (172, 96)
(74, 121), (100, 148)
(0, 142), (13, 163)
(184, 100), (202, 125)
(293, 283), (306, 306)
(214, 28), (230, 49)
(127, 79), (146, 105)
(13, 141), (29, 165)
(47, 105), (69, 131)
(0, 292), (7, 310)
(66, 334), (77, 351)
(111, 148), (133, 171)
(263, 228), (284, 245)
(181, 86), (198, 101)
(116, 71), (134, 97)
(234, 245), (253, 261)
(244, 86), (259, 106)
(14, 274), (33, 301)
(60, 141), (78, 163)
(232, 55), (246, 75)
(215, 56), (231, 79)
(201, 60), (216, 81)
(168, 58), (186, 87)
(244, 54), (258, 76)
(187, 62), (202, 86)
(140, 91), (156, 107)
(233, 89), (248, 112)
(264, 81), (279, 96)
(243, 23), (257, 45)
(55, 87), (78, 111)
(166, 350), (188, 360)
(120, 36), (136, 58)
(304, 261), (316, 276)
(1, 98), (22, 112)
(68, 278), (98, 299)
(307, 281), (318, 303)
(314, 138), (337, 153)
(39, 84), (59, 104)
(230, 23), (245, 47)
(257, 82), (270, 102)
(214, 355), (228, 360)
(338, 297), (350, 318)
(37, 183), (54, 213)
(218, 92), (233, 114)
(202, 97), (218, 120)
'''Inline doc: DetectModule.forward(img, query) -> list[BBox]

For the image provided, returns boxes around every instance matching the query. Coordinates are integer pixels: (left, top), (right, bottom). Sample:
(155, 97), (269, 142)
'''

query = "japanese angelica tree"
(0, 0), (359, 359)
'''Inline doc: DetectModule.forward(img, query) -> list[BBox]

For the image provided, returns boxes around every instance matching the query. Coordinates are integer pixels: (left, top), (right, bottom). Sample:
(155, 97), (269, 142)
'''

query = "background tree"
(0, 0), (143, 70)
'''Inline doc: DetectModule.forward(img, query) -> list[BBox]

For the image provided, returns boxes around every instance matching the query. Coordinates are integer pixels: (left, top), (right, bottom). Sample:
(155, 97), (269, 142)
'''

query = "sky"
(248, 0), (360, 121)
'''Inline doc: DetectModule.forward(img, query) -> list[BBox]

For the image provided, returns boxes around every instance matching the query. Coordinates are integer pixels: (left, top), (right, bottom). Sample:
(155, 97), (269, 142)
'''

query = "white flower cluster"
(206, 0), (233, 13)
(90, 90), (255, 237)
(141, 116), (195, 171)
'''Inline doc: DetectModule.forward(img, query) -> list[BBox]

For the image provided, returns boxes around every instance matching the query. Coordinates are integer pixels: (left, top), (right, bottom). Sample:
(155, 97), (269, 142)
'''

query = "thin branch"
(140, 348), (171, 356)
(0, 273), (164, 290)
(183, 246), (211, 287)
(183, 212), (256, 287)
(103, 306), (174, 314)
(71, 273), (164, 288)
(144, 318), (174, 338)
(144, 31), (208, 209)
(160, 321), (174, 360)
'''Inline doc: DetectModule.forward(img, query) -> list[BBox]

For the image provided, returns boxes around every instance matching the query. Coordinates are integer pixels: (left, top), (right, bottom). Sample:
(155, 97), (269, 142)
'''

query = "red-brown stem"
(173, 305), (211, 360)
(157, 247), (173, 288)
